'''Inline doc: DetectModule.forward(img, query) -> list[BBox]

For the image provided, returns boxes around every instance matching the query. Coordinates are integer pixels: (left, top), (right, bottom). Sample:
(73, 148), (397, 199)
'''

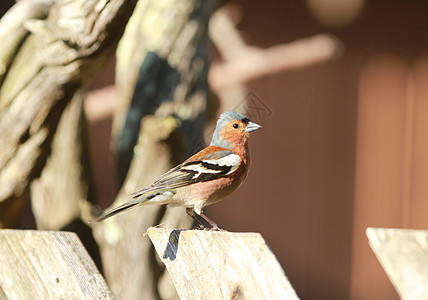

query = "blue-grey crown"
(210, 111), (250, 149)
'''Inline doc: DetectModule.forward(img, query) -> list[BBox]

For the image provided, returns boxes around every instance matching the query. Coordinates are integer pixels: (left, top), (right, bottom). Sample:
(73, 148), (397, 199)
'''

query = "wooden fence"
(1, 227), (427, 299)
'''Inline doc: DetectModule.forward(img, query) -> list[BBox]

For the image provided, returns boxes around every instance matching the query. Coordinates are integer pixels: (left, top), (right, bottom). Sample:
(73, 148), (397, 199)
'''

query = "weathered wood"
(0, 230), (112, 299)
(367, 227), (428, 300)
(148, 228), (300, 300)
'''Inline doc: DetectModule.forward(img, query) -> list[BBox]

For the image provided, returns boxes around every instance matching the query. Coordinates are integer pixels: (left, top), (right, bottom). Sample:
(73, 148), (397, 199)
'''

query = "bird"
(91, 111), (261, 230)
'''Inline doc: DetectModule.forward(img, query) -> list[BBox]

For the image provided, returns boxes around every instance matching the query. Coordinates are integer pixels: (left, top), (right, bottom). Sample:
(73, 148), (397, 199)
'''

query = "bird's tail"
(89, 200), (140, 223)
(89, 189), (174, 223)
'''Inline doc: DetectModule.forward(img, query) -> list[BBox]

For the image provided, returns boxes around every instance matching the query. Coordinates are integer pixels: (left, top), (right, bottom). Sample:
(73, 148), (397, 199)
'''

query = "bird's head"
(210, 111), (262, 151)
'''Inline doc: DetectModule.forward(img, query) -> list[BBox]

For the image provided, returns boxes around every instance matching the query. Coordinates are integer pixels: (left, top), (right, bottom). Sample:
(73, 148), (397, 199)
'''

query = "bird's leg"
(186, 208), (207, 229)
(198, 211), (225, 231)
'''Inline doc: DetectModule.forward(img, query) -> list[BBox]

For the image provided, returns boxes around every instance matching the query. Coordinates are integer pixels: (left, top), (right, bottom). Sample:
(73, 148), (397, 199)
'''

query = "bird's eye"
(233, 123), (239, 129)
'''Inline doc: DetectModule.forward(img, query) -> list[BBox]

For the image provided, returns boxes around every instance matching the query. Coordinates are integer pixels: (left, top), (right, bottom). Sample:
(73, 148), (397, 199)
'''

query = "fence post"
(0, 230), (112, 299)
(367, 227), (428, 299)
(148, 227), (299, 299)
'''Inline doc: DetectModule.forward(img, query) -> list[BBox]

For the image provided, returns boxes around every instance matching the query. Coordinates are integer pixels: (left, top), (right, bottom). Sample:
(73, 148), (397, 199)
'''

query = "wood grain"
(367, 227), (428, 300)
(0, 230), (112, 300)
(148, 228), (300, 300)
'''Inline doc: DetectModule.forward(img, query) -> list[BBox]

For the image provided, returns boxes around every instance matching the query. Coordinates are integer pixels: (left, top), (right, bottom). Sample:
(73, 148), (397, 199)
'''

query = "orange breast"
(176, 161), (249, 208)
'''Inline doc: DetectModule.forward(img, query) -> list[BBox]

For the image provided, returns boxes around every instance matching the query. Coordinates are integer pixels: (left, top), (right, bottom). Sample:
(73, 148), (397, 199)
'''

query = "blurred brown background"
(3, 0), (428, 299)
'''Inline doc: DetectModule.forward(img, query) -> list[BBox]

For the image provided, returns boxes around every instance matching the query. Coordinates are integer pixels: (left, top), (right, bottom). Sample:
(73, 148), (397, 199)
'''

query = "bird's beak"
(245, 121), (262, 133)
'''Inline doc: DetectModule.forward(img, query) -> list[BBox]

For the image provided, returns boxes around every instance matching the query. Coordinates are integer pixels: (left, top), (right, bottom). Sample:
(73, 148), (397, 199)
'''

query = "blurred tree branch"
(210, 33), (342, 90)
(30, 88), (92, 230)
(0, 0), (54, 85)
(208, 4), (342, 113)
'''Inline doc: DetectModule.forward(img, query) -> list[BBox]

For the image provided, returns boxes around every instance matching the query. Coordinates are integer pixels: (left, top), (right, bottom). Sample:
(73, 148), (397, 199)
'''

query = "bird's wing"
(131, 149), (242, 198)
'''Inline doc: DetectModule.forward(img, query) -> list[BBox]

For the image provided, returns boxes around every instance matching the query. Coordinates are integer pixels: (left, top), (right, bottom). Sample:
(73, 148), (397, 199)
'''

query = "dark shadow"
(162, 229), (183, 261)
(116, 51), (180, 185)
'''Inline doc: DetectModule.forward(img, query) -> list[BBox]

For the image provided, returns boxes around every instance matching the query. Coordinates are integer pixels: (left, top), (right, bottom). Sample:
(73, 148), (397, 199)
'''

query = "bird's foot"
(194, 225), (210, 231)
(210, 226), (227, 232)
(194, 225), (227, 232)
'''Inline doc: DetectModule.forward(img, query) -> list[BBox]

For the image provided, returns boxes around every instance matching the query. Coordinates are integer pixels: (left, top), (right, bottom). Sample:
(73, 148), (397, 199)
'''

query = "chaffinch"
(91, 111), (261, 229)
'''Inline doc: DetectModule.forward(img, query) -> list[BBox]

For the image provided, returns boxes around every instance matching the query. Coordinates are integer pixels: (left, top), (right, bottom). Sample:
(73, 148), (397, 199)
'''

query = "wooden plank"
(367, 227), (428, 300)
(0, 230), (113, 300)
(148, 228), (299, 300)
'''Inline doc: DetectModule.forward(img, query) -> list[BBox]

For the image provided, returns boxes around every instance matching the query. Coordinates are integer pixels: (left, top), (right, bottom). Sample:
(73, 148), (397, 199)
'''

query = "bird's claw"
(194, 225), (227, 232)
